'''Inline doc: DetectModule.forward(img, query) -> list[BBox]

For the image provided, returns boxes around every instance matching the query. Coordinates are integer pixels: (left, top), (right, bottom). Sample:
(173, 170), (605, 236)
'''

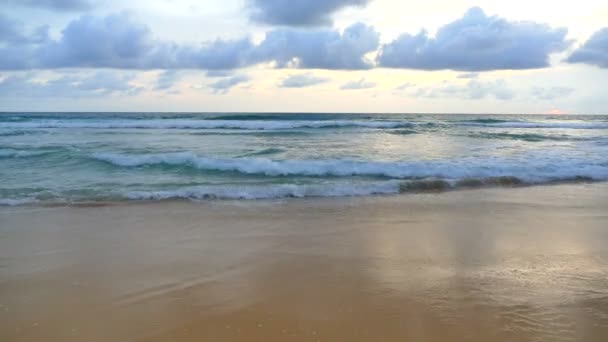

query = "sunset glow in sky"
(1, 0), (607, 113)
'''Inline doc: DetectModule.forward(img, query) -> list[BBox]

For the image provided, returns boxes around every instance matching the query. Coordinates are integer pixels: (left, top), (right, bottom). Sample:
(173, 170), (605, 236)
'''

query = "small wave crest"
(388, 129), (419, 136)
(239, 148), (285, 157)
(126, 181), (402, 200)
(0, 119), (412, 130)
(0, 148), (52, 158)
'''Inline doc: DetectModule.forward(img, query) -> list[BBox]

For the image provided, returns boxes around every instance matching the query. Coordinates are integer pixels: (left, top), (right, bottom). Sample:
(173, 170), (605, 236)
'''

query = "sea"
(1, 113), (607, 205)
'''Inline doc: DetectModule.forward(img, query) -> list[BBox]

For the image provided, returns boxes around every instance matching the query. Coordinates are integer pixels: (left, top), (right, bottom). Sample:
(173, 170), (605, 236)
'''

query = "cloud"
(0, 14), (378, 71)
(253, 22), (379, 69)
(394, 82), (414, 91)
(531, 86), (574, 100)
(173, 38), (256, 70)
(41, 13), (255, 70)
(457, 72), (479, 79)
(412, 79), (515, 100)
(205, 70), (233, 78)
(154, 70), (181, 91)
(0, 14), (49, 70)
(40, 13), (154, 69)
(4, 0), (94, 11)
(0, 71), (141, 97)
(0, 13), (49, 45)
(377, 7), (570, 71)
(340, 78), (376, 90)
(1, 13), (257, 70)
(567, 28), (608, 68)
(279, 73), (329, 88)
(208, 75), (250, 94)
(247, 0), (371, 27)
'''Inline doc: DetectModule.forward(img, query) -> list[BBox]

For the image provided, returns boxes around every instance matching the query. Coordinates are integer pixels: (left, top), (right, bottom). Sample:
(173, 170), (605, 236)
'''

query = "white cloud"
(378, 7), (570, 71)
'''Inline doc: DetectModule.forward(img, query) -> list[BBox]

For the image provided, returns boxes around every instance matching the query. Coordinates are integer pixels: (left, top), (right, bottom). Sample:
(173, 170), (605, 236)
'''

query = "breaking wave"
(91, 152), (608, 183)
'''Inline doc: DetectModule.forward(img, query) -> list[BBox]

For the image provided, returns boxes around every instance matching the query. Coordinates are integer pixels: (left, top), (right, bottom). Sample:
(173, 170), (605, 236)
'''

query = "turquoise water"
(1, 113), (607, 204)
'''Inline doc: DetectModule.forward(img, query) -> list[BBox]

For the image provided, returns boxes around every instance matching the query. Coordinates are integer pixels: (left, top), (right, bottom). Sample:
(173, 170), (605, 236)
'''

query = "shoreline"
(2, 183), (608, 341)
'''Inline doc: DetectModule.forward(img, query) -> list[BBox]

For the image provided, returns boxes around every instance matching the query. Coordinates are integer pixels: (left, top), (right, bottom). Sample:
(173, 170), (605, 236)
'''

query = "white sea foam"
(126, 181), (402, 200)
(92, 152), (608, 183)
(0, 119), (410, 130)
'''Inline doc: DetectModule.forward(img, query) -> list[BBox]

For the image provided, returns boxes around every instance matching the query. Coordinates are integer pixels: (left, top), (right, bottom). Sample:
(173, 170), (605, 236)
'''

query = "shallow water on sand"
(1, 184), (607, 341)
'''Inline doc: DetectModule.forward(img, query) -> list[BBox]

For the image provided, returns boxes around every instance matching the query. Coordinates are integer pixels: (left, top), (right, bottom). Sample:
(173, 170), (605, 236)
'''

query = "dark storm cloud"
(0, 13), (378, 71)
(247, 0), (371, 27)
(4, 0), (94, 11)
(567, 28), (608, 68)
(278, 73), (329, 88)
(377, 7), (570, 71)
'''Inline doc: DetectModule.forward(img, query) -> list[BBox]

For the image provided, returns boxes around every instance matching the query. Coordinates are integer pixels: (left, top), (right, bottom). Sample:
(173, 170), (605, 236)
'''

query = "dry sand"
(1, 183), (608, 341)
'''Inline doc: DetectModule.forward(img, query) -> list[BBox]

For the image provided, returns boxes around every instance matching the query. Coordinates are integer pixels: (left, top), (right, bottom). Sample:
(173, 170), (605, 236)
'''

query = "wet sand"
(1, 184), (608, 341)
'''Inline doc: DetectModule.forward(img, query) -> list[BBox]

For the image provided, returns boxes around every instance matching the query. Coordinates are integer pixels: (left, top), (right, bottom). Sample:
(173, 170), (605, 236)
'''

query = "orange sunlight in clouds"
(547, 109), (566, 115)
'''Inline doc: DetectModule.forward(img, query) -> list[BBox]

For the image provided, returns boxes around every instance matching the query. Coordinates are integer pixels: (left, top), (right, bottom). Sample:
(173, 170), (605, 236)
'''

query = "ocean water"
(1, 113), (607, 205)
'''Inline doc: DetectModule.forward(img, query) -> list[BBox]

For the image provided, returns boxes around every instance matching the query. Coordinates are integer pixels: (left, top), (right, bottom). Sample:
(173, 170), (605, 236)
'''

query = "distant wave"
(388, 129), (419, 135)
(206, 114), (346, 121)
(0, 130), (44, 137)
(190, 130), (312, 137)
(0, 148), (52, 158)
(92, 152), (608, 183)
(463, 132), (581, 142)
(461, 121), (608, 129)
(239, 148), (285, 157)
(0, 119), (412, 130)
(459, 118), (514, 124)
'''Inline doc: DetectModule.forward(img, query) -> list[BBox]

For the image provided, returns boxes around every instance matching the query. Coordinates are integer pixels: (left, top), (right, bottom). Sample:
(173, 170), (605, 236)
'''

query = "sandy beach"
(1, 183), (608, 341)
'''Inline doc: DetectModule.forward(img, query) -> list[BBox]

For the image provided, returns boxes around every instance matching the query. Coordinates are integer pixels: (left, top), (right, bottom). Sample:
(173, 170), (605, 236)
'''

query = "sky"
(0, 0), (607, 113)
